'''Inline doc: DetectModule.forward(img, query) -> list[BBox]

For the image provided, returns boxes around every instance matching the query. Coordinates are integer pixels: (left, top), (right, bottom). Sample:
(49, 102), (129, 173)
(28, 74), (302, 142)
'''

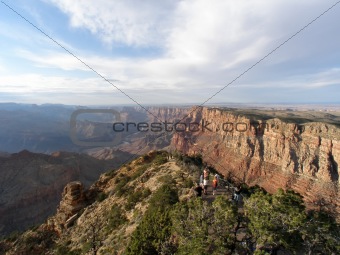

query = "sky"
(0, 0), (339, 106)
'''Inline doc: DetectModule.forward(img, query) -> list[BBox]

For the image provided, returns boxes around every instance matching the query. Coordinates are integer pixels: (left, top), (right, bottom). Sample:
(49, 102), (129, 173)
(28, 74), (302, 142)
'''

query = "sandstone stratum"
(171, 106), (340, 215)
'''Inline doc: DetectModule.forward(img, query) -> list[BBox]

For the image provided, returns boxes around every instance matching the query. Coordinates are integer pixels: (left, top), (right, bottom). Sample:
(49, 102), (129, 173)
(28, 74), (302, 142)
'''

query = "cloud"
(17, 49), (88, 72)
(0, 73), (112, 93)
(2, 0), (340, 105)
(47, 0), (177, 47)
(306, 68), (340, 88)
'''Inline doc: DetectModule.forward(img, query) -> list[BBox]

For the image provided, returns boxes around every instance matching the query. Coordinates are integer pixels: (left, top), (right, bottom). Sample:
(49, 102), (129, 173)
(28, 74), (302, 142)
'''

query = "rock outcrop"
(171, 106), (340, 214)
(48, 181), (87, 233)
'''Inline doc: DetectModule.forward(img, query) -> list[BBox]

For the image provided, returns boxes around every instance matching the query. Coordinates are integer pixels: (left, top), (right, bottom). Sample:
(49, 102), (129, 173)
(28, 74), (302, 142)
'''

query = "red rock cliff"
(171, 107), (340, 214)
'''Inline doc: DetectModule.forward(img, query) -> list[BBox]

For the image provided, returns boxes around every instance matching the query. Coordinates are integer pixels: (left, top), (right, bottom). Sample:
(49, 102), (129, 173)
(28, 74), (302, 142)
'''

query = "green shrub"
(107, 204), (127, 230)
(55, 244), (81, 255)
(125, 188), (152, 210)
(96, 192), (108, 202)
(153, 153), (168, 165)
(244, 189), (306, 253)
(114, 175), (131, 197)
(105, 169), (117, 178)
(142, 154), (152, 162)
(171, 196), (237, 254)
(131, 164), (150, 180)
(81, 242), (91, 253)
(125, 192), (140, 210)
(125, 184), (178, 254)
(115, 173), (126, 183)
(157, 174), (176, 186)
(142, 188), (152, 198)
(182, 178), (194, 188)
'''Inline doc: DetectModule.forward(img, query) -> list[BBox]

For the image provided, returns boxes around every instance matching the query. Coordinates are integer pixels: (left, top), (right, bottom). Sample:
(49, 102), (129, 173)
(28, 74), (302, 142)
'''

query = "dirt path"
(202, 182), (244, 214)
(202, 183), (232, 203)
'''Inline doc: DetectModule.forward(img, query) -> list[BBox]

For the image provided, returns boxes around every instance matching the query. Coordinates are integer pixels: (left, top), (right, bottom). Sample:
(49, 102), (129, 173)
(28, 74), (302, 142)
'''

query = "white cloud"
(17, 49), (88, 71)
(233, 68), (340, 89)
(2, 0), (339, 104)
(0, 73), (115, 93)
(47, 0), (177, 47)
(306, 68), (340, 88)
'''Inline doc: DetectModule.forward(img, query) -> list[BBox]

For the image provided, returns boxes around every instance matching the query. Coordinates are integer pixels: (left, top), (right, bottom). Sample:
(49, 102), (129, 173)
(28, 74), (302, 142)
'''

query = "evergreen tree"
(244, 189), (306, 253)
(171, 198), (211, 254)
(209, 196), (238, 254)
(172, 196), (238, 254)
(125, 184), (178, 255)
(302, 210), (340, 254)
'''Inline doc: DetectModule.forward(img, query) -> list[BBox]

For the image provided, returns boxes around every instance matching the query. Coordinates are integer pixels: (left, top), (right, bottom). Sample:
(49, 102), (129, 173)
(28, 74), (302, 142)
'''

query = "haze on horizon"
(0, 0), (340, 106)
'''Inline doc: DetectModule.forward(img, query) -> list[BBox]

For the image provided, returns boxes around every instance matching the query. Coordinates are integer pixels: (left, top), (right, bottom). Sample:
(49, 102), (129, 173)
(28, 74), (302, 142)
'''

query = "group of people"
(195, 167), (220, 197)
(194, 168), (242, 203)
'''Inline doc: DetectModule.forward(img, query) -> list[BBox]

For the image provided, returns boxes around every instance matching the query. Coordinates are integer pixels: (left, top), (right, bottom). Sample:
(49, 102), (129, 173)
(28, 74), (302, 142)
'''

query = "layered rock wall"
(0, 150), (127, 235)
(48, 181), (87, 233)
(171, 107), (340, 213)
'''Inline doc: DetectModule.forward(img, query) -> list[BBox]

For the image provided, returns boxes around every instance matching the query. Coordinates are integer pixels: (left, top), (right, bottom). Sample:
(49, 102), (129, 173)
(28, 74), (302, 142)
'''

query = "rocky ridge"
(1, 150), (339, 254)
(0, 151), (198, 254)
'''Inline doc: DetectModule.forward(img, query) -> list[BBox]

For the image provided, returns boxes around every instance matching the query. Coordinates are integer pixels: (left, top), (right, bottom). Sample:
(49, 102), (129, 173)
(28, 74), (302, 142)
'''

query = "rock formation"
(48, 181), (87, 233)
(171, 106), (340, 214)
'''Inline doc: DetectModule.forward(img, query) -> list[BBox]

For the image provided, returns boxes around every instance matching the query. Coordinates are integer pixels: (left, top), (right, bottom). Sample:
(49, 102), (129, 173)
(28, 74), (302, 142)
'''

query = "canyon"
(0, 150), (131, 235)
(0, 104), (339, 237)
(170, 106), (340, 215)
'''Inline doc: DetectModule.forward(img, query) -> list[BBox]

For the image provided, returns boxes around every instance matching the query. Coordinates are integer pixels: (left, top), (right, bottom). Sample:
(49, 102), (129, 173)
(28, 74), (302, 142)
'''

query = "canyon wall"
(0, 150), (130, 235)
(171, 107), (340, 214)
(146, 106), (191, 122)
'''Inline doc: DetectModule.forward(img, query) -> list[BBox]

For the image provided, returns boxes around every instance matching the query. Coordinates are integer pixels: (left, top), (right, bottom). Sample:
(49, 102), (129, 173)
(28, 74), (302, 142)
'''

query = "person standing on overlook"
(212, 177), (218, 195)
(233, 185), (242, 202)
(203, 178), (209, 195)
(214, 173), (220, 187)
(203, 167), (209, 180)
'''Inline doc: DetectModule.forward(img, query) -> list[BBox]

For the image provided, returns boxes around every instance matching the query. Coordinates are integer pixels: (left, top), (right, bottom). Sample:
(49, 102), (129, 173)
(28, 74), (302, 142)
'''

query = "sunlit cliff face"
(171, 107), (340, 214)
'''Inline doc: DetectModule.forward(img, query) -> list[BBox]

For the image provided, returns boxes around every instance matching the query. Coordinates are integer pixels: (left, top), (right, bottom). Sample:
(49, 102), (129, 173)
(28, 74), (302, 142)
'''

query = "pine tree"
(244, 189), (306, 253)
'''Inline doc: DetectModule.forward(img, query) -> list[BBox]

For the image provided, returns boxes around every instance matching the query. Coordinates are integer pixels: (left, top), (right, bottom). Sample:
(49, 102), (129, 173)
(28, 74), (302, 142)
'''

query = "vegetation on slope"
(1, 150), (339, 255)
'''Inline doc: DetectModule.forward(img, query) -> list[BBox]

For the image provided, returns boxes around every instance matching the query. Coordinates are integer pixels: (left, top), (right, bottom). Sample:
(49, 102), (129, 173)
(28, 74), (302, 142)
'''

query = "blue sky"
(0, 0), (339, 105)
